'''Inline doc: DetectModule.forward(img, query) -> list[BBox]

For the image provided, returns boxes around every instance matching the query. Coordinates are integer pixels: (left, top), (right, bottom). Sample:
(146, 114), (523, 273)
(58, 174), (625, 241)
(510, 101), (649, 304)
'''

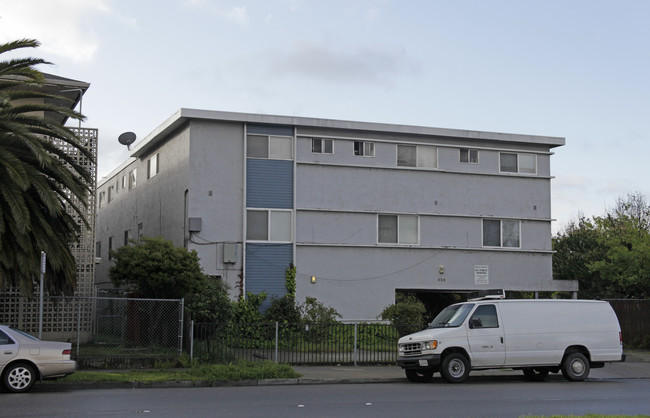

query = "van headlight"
(423, 340), (438, 350)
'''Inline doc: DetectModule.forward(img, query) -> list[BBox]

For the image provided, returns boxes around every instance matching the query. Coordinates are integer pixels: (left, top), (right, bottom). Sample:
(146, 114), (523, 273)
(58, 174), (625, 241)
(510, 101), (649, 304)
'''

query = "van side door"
(466, 304), (505, 367)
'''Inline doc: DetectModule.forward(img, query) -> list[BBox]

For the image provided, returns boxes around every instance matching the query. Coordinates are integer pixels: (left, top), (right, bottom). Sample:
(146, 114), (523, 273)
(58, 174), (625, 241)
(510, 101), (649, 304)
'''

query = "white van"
(397, 298), (625, 383)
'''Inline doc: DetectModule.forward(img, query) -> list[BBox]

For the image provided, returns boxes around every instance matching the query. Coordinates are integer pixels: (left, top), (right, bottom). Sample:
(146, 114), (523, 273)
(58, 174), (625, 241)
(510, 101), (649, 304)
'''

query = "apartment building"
(95, 109), (576, 320)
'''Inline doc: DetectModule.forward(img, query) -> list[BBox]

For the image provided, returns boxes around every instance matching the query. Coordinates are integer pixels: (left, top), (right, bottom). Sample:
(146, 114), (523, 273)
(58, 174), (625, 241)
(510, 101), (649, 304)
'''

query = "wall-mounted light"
(311, 276), (316, 284)
(439, 265), (445, 275)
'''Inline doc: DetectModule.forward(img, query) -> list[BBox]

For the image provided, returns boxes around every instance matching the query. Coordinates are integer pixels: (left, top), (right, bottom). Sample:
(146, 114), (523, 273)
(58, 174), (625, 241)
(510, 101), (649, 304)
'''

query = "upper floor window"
(147, 153), (159, 179)
(483, 219), (520, 248)
(123, 229), (131, 246)
(312, 138), (333, 154)
(128, 169), (137, 190)
(247, 134), (293, 160)
(460, 148), (479, 164)
(121, 175), (127, 190)
(98, 191), (105, 208)
(397, 145), (437, 168)
(108, 236), (114, 260)
(354, 141), (375, 157)
(500, 152), (536, 174)
(378, 214), (418, 244)
(246, 209), (292, 242)
(107, 185), (115, 203)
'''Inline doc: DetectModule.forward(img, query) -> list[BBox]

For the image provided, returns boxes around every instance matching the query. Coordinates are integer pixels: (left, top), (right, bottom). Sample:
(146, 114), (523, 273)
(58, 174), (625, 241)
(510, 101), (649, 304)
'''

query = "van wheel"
(523, 367), (549, 381)
(561, 352), (590, 381)
(3, 363), (36, 393)
(440, 353), (470, 383)
(405, 369), (434, 383)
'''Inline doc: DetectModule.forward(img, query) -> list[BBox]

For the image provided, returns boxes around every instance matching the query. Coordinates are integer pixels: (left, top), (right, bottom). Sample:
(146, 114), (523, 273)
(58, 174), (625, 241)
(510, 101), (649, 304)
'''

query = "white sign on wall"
(474, 265), (489, 285)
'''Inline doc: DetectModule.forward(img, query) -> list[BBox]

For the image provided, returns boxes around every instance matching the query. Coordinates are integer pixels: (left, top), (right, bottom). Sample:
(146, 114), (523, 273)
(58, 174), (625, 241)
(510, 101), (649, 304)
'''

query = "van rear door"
(467, 304), (505, 367)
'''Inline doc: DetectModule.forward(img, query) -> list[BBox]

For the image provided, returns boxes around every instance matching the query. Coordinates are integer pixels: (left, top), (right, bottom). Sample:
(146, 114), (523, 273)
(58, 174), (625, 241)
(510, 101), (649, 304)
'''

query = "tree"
(0, 39), (93, 296)
(553, 192), (650, 299)
(185, 278), (233, 324)
(552, 217), (607, 299)
(109, 237), (205, 299)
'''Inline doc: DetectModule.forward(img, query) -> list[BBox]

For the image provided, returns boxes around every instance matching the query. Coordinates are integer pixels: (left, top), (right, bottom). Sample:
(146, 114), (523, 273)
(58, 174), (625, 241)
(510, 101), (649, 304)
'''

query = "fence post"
(190, 320), (194, 362)
(76, 297), (81, 358)
(179, 298), (184, 357)
(354, 323), (358, 366)
(275, 322), (279, 364)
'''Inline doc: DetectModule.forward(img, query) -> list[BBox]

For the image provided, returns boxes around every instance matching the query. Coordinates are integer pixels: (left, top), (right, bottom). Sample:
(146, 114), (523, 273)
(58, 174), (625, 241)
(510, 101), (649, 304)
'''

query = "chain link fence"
(0, 295), (184, 361)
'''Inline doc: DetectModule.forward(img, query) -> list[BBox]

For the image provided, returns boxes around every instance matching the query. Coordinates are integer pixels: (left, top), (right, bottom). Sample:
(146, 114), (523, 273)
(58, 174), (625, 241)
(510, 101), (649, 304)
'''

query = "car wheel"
(405, 369), (434, 383)
(440, 353), (470, 383)
(3, 363), (37, 393)
(561, 352), (590, 381)
(523, 367), (549, 381)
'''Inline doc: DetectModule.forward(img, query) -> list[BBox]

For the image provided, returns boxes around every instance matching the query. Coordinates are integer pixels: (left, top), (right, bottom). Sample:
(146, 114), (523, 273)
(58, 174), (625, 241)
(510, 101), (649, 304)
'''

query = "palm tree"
(0, 39), (94, 296)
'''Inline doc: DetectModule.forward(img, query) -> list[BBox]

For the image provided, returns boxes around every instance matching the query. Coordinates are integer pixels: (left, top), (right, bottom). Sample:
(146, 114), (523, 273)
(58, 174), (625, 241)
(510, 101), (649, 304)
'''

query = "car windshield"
(9, 327), (39, 341)
(428, 303), (475, 328)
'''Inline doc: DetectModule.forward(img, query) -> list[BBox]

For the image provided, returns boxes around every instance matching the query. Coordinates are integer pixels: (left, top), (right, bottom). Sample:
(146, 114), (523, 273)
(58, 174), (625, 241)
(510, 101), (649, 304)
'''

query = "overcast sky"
(1, 0), (648, 233)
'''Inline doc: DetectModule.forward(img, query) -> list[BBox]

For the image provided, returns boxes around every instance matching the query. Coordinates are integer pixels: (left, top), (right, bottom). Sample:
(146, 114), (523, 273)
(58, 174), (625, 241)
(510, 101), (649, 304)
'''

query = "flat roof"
(129, 108), (565, 159)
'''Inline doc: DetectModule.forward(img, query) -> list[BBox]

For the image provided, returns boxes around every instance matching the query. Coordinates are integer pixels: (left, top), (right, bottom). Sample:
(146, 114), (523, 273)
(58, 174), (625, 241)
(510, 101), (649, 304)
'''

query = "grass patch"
(59, 361), (300, 385)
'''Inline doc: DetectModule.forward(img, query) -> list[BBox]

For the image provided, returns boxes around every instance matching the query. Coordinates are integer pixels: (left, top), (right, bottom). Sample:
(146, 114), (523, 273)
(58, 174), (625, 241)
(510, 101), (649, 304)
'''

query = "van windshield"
(428, 303), (475, 328)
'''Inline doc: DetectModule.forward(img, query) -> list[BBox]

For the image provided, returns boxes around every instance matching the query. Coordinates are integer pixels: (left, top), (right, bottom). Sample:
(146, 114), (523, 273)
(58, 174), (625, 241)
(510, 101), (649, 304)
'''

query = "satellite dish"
(118, 132), (136, 150)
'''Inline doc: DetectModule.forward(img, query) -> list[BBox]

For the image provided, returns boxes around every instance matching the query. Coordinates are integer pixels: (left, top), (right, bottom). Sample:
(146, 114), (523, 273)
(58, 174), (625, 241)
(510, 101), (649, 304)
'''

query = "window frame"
(312, 138), (333, 154)
(128, 169), (137, 190)
(378, 214), (419, 244)
(246, 209), (293, 242)
(499, 152), (537, 174)
(460, 148), (479, 164)
(397, 145), (437, 168)
(482, 219), (521, 248)
(353, 141), (375, 157)
(147, 153), (159, 179)
(247, 134), (293, 160)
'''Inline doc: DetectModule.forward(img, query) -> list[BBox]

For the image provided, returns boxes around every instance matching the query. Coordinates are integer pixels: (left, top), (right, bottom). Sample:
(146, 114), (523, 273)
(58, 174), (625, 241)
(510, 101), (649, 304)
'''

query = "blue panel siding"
(246, 243), (293, 310)
(247, 159), (293, 209)
(247, 124), (294, 136)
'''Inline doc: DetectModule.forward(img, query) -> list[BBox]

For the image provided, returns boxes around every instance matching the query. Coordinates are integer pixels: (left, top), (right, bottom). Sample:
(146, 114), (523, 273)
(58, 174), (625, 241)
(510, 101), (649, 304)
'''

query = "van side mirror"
(469, 317), (483, 329)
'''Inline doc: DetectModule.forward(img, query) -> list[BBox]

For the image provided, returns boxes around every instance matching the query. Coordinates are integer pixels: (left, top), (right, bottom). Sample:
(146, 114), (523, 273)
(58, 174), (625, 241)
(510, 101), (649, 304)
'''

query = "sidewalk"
(291, 350), (650, 383)
(48, 350), (650, 390)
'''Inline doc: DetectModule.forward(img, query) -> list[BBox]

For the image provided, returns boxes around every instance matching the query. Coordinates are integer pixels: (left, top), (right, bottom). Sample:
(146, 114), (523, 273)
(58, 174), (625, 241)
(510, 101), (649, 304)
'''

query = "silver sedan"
(1, 325), (76, 393)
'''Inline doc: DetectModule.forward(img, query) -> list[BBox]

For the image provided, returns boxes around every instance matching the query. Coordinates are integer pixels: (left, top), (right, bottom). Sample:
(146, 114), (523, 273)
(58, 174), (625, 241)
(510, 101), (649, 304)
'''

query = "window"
(378, 214), (418, 244)
(98, 191), (105, 208)
(147, 153), (159, 179)
(138, 222), (144, 239)
(500, 152), (536, 174)
(107, 185), (115, 203)
(353, 141), (375, 157)
(397, 145), (437, 168)
(483, 219), (520, 248)
(246, 209), (292, 242)
(247, 134), (293, 159)
(460, 148), (479, 164)
(95, 241), (101, 259)
(0, 331), (15, 345)
(121, 175), (127, 190)
(470, 305), (499, 328)
(108, 236), (114, 260)
(312, 138), (333, 154)
(123, 229), (131, 246)
(128, 169), (137, 189)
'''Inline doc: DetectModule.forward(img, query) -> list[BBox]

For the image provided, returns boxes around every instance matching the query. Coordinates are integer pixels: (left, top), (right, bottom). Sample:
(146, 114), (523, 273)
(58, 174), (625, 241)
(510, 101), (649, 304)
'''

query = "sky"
(1, 0), (648, 233)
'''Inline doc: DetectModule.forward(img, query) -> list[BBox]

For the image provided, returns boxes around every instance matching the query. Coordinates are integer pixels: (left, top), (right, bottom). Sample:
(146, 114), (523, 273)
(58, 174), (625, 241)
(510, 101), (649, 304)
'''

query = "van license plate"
(419, 360), (428, 366)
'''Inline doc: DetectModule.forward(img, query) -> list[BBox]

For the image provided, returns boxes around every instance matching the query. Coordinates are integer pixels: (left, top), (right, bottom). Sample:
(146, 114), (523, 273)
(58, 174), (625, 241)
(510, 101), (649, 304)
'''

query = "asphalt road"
(4, 378), (650, 417)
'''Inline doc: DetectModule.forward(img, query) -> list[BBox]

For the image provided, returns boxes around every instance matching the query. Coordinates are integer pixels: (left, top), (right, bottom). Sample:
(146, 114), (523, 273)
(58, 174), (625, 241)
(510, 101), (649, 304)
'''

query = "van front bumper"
(397, 354), (441, 370)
